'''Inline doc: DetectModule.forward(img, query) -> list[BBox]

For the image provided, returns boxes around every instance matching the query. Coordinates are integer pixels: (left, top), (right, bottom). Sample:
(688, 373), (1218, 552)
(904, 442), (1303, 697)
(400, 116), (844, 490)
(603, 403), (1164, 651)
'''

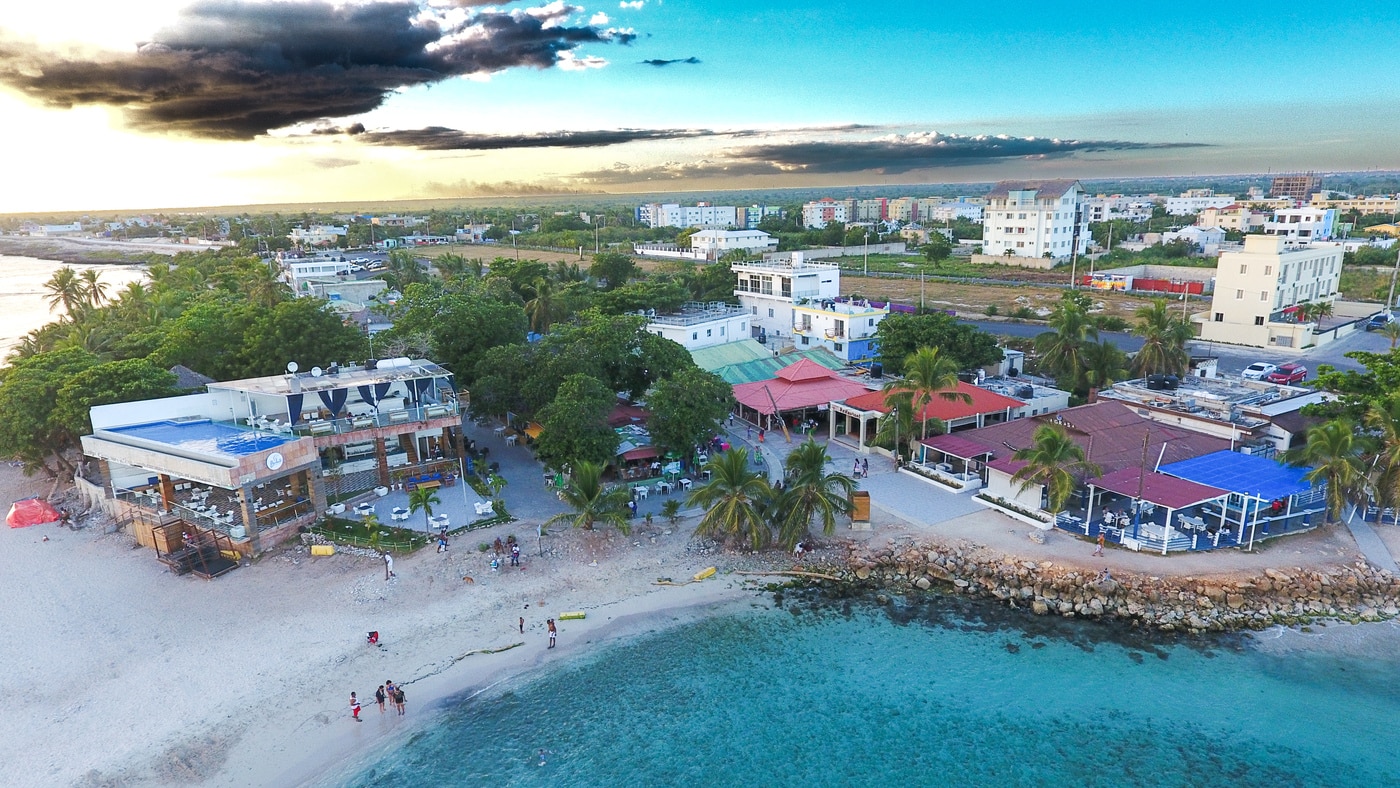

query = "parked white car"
(1241, 362), (1278, 380)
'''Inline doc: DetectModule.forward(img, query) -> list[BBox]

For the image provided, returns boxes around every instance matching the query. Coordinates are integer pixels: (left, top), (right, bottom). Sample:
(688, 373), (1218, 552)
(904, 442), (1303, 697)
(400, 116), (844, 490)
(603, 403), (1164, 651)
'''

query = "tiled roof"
(1088, 467), (1228, 509)
(985, 179), (1082, 199)
(845, 382), (1020, 422)
(733, 375), (872, 416)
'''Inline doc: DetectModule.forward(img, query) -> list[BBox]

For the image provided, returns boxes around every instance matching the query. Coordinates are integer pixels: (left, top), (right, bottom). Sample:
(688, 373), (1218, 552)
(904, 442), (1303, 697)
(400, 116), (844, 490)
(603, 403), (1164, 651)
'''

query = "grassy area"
(1340, 266), (1392, 302)
(841, 273), (1187, 323)
(313, 516), (429, 552)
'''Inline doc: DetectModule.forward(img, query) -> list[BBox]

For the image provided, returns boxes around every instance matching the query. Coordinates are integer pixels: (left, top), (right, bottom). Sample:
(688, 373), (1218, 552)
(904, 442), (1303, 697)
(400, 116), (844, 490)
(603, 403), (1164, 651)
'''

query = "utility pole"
(1387, 245), (1400, 312)
(863, 230), (869, 278)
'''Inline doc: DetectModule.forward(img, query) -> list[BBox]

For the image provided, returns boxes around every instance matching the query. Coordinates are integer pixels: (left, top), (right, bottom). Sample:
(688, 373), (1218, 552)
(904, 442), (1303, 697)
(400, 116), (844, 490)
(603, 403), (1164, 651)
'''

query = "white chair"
(635, 486), (648, 500)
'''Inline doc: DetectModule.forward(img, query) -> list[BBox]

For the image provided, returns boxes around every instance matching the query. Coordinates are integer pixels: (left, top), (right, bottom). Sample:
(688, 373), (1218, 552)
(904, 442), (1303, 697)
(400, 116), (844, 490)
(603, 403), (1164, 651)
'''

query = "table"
(678, 478), (693, 491)
(635, 486), (648, 500)
(505, 434), (518, 446)
(391, 507), (409, 522)
(494, 426), (507, 435)
(429, 514), (449, 529)
(657, 482), (673, 495)
(355, 503), (375, 518)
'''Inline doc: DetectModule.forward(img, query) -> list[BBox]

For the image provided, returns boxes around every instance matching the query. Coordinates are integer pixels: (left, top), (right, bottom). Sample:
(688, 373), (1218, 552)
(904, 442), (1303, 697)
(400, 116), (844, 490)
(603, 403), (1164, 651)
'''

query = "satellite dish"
(311, 366), (323, 377)
(286, 361), (299, 373)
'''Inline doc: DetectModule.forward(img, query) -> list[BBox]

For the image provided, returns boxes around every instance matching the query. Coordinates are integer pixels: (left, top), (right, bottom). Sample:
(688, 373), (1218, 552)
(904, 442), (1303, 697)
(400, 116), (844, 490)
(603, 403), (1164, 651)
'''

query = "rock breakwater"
(836, 541), (1400, 633)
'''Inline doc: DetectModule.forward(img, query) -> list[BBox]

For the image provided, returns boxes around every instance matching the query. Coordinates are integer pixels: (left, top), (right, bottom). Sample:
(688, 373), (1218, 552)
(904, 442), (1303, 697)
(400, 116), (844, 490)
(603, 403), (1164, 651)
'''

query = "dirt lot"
(840, 274), (1158, 320)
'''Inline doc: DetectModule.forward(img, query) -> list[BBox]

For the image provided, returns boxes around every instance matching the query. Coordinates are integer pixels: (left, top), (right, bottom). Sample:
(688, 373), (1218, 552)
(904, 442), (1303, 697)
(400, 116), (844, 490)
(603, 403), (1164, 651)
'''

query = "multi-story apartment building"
(288, 225), (348, 246)
(885, 198), (917, 223)
(801, 198), (855, 229)
(854, 199), (888, 222)
(1263, 207), (1336, 241)
(981, 179), (1089, 259)
(370, 215), (425, 228)
(792, 298), (888, 363)
(635, 203), (741, 229)
(742, 205), (784, 228)
(1271, 173), (1324, 201)
(733, 254), (840, 340)
(1082, 195), (1154, 223)
(646, 303), (752, 351)
(1199, 235), (1344, 349)
(1310, 195), (1400, 217)
(919, 198), (985, 223)
(1197, 204), (1267, 232)
(1164, 191), (1235, 215)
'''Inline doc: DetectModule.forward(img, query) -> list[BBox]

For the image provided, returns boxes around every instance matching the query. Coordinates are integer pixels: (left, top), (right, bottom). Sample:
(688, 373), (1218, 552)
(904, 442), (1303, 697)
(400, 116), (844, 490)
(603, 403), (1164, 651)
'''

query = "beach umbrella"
(7, 497), (61, 528)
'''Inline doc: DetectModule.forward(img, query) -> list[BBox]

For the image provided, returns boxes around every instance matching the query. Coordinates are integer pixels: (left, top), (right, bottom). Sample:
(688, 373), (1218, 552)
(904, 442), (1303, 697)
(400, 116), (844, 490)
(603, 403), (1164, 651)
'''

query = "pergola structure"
(1084, 467), (1231, 554)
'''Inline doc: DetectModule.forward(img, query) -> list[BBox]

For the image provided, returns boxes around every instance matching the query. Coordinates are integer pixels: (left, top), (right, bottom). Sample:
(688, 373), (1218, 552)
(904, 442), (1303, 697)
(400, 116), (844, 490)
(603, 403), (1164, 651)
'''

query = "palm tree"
(686, 448), (775, 551)
(1365, 395), (1400, 515)
(1382, 321), (1400, 350)
(1286, 419), (1371, 523)
(544, 461), (631, 534)
(1083, 340), (1129, 394)
(777, 440), (855, 549)
(886, 347), (970, 440)
(1131, 298), (1193, 377)
(408, 487), (442, 533)
(434, 252), (468, 279)
(241, 267), (287, 308)
(1035, 296), (1099, 394)
(552, 261), (585, 283)
(79, 268), (109, 307)
(524, 277), (560, 333)
(872, 388), (919, 462)
(1010, 424), (1101, 516)
(43, 266), (85, 316)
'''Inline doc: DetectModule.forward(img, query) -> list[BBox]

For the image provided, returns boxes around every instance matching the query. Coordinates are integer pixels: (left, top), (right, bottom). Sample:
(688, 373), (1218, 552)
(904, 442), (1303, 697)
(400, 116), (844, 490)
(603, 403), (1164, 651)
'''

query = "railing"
(287, 402), (462, 438)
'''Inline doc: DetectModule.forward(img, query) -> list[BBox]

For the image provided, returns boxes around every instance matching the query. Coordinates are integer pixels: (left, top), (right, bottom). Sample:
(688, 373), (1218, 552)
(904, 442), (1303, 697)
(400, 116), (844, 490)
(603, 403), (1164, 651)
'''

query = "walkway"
(1345, 507), (1400, 573)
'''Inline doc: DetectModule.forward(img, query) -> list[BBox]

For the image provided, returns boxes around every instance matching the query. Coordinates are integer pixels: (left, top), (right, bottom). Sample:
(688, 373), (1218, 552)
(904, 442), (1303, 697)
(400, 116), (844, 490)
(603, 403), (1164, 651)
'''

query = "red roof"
(845, 382), (1020, 422)
(775, 358), (838, 383)
(921, 433), (997, 460)
(917, 400), (1229, 478)
(608, 401), (649, 427)
(1088, 467), (1228, 509)
(619, 446), (660, 461)
(733, 372), (871, 416)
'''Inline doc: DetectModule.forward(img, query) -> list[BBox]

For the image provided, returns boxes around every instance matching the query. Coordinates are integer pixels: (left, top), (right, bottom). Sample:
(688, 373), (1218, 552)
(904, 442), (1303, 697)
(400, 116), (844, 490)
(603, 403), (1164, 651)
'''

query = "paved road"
(961, 317), (1379, 377)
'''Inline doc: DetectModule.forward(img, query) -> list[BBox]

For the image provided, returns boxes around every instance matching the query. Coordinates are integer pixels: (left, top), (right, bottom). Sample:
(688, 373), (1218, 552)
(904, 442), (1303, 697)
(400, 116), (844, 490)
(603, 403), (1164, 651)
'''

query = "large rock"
(914, 576), (932, 590)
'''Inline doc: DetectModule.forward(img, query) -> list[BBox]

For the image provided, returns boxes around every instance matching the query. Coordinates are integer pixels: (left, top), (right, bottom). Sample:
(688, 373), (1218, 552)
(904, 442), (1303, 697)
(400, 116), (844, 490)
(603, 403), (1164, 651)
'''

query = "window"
(834, 343), (843, 352)
(1240, 264), (1248, 274)
(1264, 266), (1272, 275)
(1236, 289), (1244, 299)
(800, 336), (809, 346)
(720, 327), (725, 336)
(751, 306), (757, 315)
(1018, 213), (1026, 220)
(1016, 241), (1025, 248)
(1254, 316), (1265, 326)
(691, 332), (698, 340)
(706, 329), (712, 337)
(869, 318), (875, 326)
(1214, 313), (1224, 322)
(1260, 291), (1268, 301)
(767, 308), (774, 318)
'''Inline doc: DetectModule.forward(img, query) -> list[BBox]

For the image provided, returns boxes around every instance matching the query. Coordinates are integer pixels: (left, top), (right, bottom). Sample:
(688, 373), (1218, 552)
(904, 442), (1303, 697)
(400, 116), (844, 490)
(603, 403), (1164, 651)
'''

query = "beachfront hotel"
(77, 358), (467, 571)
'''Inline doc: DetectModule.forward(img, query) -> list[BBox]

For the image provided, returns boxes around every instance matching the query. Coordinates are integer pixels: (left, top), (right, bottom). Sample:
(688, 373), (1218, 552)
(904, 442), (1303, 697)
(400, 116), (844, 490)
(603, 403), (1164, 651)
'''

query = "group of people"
(851, 458), (870, 478)
(489, 536), (522, 571)
(351, 679), (407, 721)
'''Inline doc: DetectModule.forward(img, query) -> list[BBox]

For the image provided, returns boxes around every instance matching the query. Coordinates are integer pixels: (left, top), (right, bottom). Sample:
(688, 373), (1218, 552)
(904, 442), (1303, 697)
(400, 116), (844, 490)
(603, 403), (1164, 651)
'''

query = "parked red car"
(1265, 363), (1308, 384)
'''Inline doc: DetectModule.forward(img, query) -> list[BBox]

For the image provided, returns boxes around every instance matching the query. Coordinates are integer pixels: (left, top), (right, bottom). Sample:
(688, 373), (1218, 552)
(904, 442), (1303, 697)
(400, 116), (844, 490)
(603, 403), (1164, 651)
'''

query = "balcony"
(235, 402), (462, 439)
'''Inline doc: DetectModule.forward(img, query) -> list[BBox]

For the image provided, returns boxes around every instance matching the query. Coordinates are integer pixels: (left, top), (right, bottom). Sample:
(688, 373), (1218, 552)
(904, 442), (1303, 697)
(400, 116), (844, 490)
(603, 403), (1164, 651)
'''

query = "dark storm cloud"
(641, 56), (699, 66)
(570, 132), (1210, 183)
(341, 125), (717, 150)
(0, 0), (631, 140)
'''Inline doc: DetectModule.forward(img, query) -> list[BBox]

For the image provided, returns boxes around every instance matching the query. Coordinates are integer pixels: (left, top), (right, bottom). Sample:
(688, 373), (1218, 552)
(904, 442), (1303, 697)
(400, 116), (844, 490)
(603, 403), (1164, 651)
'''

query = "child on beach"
(350, 693), (362, 721)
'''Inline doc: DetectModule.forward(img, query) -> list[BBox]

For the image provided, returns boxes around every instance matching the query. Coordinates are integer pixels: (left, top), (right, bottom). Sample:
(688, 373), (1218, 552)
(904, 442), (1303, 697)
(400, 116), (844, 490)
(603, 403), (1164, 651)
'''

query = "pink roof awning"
(1089, 467), (1228, 510)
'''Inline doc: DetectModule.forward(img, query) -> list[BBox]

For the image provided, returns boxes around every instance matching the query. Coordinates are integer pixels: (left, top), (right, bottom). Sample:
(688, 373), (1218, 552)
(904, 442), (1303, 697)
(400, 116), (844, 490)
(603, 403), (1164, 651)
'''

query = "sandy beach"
(1, 451), (1394, 787)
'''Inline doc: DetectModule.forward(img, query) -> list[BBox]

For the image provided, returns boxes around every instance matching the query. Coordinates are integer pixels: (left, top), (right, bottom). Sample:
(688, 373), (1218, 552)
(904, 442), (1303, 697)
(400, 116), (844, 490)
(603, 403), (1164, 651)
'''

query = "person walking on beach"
(862, 458), (868, 477)
(853, 459), (861, 478)
(383, 551), (395, 580)
(375, 685), (387, 713)
(385, 680), (396, 707)
(394, 686), (406, 715)
(547, 619), (557, 649)
(746, 424), (752, 439)
(519, 616), (525, 634)
(350, 692), (362, 721)
(1093, 533), (1105, 557)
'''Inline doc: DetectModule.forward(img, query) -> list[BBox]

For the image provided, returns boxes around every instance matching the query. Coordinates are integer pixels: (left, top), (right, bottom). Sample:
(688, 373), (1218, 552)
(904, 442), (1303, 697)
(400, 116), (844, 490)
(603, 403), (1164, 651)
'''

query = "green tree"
(52, 359), (179, 439)
(408, 486), (442, 533)
(1131, 299), (1193, 377)
(79, 268), (109, 307)
(872, 388), (919, 460)
(524, 277), (562, 333)
(0, 347), (99, 475)
(1010, 424), (1101, 516)
(385, 249), (428, 290)
(1035, 294), (1099, 395)
(646, 366), (734, 461)
(686, 448), (774, 550)
(875, 312), (1002, 374)
(776, 440), (855, 549)
(589, 252), (637, 291)
(43, 266), (86, 317)
(1381, 321), (1400, 350)
(544, 461), (632, 534)
(535, 374), (619, 469)
(886, 346), (969, 440)
(239, 297), (368, 378)
(386, 284), (528, 386)
(1284, 419), (1370, 523)
(1083, 340), (1129, 392)
(1365, 395), (1400, 515)
(921, 234), (952, 265)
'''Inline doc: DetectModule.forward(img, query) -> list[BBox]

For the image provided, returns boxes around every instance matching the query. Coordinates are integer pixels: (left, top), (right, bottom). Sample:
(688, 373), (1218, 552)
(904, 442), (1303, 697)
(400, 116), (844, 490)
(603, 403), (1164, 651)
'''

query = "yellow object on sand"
(693, 566), (716, 582)
(219, 549), (241, 561)
(310, 544), (335, 556)
(559, 611), (586, 620)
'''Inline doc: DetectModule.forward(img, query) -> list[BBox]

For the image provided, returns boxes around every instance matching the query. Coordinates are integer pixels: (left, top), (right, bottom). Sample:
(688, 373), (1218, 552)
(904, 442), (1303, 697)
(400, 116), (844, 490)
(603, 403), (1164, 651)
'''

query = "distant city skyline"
(1, 0), (1398, 212)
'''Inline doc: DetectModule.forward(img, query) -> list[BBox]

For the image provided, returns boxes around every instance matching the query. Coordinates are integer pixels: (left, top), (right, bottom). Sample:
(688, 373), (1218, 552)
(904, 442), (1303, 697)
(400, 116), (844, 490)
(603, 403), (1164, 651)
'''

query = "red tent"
(7, 497), (62, 528)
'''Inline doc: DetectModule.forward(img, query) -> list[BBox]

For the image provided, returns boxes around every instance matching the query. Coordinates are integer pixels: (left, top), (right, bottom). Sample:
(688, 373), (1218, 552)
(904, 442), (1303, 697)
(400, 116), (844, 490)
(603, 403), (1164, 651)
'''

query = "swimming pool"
(107, 419), (291, 457)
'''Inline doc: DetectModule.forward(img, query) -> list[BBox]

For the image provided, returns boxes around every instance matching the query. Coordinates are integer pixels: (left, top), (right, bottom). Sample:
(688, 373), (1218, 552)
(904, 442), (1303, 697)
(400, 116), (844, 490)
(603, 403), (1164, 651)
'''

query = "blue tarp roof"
(1159, 450), (1314, 501)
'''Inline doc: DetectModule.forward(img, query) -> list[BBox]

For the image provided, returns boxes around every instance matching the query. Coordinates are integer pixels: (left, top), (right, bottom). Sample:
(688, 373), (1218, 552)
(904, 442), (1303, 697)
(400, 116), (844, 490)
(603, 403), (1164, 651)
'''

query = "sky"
(1, 0), (1398, 213)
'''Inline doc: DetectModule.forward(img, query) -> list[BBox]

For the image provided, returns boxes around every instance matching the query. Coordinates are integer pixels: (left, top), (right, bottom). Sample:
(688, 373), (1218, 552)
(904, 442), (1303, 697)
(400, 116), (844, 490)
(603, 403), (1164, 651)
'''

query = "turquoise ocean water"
(331, 591), (1400, 787)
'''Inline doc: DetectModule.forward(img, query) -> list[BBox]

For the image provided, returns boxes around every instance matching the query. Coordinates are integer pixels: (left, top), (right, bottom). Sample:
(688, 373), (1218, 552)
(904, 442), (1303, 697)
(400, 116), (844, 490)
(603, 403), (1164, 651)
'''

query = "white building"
(792, 298), (888, 363)
(283, 258), (354, 288)
(636, 203), (740, 229)
(1165, 192), (1235, 215)
(1264, 207), (1336, 241)
(1082, 195), (1154, 223)
(920, 198), (985, 223)
(1162, 226), (1226, 254)
(645, 302), (752, 351)
(1197, 204), (1267, 232)
(37, 222), (84, 235)
(734, 254), (840, 340)
(289, 225), (347, 246)
(689, 229), (778, 257)
(981, 179), (1089, 259)
(370, 215), (424, 228)
(1199, 235), (1344, 349)
(802, 198), (855, 229)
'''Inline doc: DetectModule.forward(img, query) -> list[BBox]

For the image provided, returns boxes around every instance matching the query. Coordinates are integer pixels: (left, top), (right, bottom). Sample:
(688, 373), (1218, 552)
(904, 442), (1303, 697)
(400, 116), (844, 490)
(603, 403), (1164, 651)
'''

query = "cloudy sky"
(2, 0), (1398, 212)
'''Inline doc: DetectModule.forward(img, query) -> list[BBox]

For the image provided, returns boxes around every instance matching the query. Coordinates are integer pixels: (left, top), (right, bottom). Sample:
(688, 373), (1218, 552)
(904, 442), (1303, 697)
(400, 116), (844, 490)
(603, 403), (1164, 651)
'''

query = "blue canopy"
(1159, 450), (1314, 502)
